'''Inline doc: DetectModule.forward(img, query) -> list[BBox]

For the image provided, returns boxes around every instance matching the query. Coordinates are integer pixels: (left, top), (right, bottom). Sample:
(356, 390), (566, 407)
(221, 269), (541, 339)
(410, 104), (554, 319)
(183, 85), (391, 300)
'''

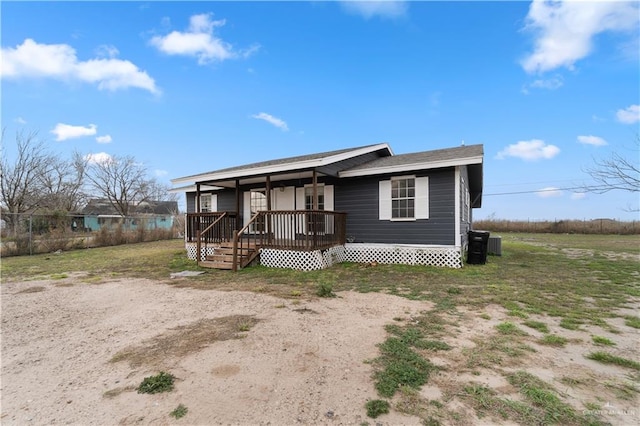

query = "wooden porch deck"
(186, 211), (346, 270)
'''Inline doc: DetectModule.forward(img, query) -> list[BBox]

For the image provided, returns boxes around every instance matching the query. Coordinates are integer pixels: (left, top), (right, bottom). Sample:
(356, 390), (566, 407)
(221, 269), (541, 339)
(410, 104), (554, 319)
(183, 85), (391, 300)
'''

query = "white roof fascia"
(171, 143), (391, 185)
(339, 155), (483, 178)
(169, 184), (222, 193)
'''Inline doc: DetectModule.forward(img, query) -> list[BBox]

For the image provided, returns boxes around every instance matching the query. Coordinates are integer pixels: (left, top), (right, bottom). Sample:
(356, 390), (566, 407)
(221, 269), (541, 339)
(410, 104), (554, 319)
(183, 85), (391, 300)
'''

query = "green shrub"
(137, 371), (175, 394)
(170, 404), (188, 419)
(317, 282), (336, 298)
(365, 399), (390, 418)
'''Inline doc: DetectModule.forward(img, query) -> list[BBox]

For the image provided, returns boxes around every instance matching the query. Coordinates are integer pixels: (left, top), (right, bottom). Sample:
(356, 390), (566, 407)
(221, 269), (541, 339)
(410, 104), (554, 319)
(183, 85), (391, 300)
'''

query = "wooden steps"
(198, 242), (259, 270)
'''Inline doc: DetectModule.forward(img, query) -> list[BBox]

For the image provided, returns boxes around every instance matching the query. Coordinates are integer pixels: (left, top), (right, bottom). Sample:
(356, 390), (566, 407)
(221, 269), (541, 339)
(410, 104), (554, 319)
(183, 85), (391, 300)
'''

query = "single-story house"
(81, 199), (178, 232)
(171, 143), (483, 271)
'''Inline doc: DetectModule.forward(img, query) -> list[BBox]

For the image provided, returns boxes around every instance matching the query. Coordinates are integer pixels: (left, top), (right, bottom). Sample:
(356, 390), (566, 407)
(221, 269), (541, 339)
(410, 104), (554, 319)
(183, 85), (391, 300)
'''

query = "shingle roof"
(344, 144), (483, 172)
(175, 143), (387, 181)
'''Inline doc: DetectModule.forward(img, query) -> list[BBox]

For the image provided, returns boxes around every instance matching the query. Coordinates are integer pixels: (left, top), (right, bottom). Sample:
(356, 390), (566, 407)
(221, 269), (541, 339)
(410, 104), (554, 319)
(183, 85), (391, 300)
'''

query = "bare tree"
(585, 137), (639, 194)
(0, 130), (53, 230)
(84, 154), (151, 216)
(37, 151), (88, 212)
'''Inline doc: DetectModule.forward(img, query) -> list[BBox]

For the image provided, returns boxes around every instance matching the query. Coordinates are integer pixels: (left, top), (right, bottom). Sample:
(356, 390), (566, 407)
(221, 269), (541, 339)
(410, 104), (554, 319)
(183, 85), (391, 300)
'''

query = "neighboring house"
(81, 199), (178, 232)
(171, 143), (483, 270)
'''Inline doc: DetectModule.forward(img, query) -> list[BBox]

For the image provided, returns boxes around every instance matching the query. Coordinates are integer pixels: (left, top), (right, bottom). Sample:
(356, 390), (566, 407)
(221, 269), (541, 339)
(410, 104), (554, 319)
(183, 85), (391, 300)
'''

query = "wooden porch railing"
(185, 210), (346, 270)
(231, 210), (347, 271)
(186, 212), (238, 243)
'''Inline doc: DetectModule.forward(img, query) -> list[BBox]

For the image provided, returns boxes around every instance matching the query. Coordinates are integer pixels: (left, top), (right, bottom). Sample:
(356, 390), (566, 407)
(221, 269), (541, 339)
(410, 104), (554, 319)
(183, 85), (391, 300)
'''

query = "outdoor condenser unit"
(487, 236), (502, 256)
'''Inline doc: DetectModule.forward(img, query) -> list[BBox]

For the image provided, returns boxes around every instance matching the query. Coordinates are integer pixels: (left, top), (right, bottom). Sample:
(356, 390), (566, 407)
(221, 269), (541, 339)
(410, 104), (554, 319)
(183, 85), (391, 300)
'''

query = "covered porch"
(185, 210), (347, 271)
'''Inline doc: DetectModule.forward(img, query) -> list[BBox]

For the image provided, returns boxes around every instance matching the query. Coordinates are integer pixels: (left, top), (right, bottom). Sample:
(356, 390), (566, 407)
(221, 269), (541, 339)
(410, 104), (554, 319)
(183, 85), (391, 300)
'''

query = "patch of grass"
(170, 404), (188, 419)
(559, 317), (583, 330)
(624, 315), (640, 329)
(316, 282), (336, 298)
(586, 352), (640, 371)
(103, 385), (136, 398)
(374, 337), (436, 397)
(591, 335), (616, 346)
(538, 334), (568, 347)
(522, 320), (549, 333)
(605, 381), (640, 400)
(415, 340), (452, 351)
(16, 286), (46, 294)
(365, 399), (390, 418)
(111, 315), (259, 368)
(137, 372), (174, 394)
(495, 321), (527, 336)
(50, 273), (68, 279)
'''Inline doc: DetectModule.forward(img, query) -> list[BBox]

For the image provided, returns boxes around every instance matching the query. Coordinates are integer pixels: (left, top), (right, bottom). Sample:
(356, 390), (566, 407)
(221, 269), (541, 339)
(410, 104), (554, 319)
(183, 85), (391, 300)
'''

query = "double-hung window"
(379, 176), (429, 221)
(391, 178), (415, 219)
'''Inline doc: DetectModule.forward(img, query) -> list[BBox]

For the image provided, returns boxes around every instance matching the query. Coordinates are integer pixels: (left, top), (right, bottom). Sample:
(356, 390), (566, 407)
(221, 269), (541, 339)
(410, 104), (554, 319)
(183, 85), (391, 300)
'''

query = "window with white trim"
(200, 194), (212, 212)
(391, 177), (415, 219)
(304, 186), (325, 210)
(379, 176), (429, 221)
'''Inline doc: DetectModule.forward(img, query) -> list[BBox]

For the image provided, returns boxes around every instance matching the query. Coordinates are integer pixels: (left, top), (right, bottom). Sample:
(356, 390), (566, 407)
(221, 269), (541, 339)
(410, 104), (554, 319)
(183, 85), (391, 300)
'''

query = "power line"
(484, 185), (612, 196)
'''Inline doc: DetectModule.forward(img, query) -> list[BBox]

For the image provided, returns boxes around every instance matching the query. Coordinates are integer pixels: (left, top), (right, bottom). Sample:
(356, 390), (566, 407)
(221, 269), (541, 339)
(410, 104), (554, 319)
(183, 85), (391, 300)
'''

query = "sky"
(2, 0), (639, 220)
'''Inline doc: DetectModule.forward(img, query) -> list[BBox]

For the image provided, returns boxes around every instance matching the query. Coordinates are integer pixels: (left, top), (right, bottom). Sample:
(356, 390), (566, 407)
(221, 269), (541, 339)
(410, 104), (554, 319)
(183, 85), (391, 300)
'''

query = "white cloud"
(521, 0), (639, 73)
(155, 169), (168, 177)
(1, 39), (159, 94)
(150, 13), (259, 65)
(532, 74), (564, 90)
(496, 139), (560, 161)
(251, 112), (289, 131)
(536, 187), (563, 198)
(616, 104), (640, 124)
(95, 44), (119, 59)
(340, 1), (408, 19)
(577, 135), (607, 146)
(96, 135), (112, 144)
(84, 152), (112, 165)
(571, 192), (586, 200)
(51, 123), (97, 141)
(15, 117), (27, 124)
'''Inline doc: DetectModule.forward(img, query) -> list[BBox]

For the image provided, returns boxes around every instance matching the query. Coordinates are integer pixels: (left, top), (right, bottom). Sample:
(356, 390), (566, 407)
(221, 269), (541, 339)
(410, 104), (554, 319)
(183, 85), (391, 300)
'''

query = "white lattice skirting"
(260, 246), (347, 271)
(344, 243), (462, 269)
(259, 244), (462, 270)
(185, 243), (218, 261)
(186, 243), (463, 270)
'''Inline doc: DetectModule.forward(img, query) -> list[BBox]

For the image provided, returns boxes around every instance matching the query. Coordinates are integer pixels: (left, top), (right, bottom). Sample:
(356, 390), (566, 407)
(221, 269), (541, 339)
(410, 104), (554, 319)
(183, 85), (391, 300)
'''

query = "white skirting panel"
(185, 243), (462, 270)
(185, 242), (218, 261)
(344, 243), (462, 269)
(260, 246), (347, 271)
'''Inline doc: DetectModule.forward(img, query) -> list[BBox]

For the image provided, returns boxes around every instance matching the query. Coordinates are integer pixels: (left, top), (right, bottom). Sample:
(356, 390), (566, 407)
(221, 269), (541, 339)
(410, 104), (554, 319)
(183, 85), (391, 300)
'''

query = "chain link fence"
(1, 212), (184, 257)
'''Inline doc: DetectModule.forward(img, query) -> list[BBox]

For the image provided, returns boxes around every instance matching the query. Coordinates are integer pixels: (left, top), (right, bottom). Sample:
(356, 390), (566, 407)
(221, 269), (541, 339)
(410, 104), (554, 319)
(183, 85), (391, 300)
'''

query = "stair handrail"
(232, 212), (263, 271)
(196, 212), (228, 265)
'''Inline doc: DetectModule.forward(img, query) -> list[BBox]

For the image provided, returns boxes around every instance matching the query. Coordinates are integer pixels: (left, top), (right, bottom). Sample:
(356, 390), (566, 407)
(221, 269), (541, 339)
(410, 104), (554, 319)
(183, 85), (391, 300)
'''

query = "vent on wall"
(488, 236), (502, 256)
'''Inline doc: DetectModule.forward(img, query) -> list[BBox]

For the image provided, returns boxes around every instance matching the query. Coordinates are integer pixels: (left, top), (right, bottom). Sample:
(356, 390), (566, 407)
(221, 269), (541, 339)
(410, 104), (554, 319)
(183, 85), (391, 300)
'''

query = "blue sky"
(2, 1), (639, 220)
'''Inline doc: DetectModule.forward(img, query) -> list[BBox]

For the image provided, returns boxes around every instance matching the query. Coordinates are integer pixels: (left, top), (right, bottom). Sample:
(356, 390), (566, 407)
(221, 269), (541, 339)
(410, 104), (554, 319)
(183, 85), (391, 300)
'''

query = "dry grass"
(110, 315), (259, 368)
(474, 218), (639, 235)
(15, 286), (46, 294)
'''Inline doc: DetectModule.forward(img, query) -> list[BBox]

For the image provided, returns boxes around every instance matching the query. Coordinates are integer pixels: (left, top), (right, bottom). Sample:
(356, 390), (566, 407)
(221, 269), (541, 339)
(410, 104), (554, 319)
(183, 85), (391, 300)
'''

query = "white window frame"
(199, 193), (216, 213)
(379, 176), (429, 221)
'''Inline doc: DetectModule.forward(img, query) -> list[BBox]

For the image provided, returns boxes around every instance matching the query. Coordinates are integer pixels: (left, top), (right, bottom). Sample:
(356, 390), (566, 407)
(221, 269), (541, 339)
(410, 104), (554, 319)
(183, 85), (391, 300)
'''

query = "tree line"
(1, 129), (177, 230)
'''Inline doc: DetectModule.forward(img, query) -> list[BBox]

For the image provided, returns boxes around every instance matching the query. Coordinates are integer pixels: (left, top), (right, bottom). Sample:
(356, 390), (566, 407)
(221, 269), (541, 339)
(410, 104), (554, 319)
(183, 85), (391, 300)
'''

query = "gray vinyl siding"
(217, 190), (236, 211)
(335, 169), (456, 245)
(185, 190), (236, 213)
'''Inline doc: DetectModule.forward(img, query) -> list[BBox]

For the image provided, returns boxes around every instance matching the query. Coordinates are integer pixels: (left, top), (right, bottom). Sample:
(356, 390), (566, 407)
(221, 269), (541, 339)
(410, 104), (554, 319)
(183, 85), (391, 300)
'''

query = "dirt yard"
(1, 274), (638, 425)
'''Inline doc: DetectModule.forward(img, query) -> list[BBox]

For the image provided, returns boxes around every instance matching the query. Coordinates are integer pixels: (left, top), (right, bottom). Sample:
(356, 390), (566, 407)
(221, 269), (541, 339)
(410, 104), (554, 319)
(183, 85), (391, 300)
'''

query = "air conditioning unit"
(488, 236), (502, 256)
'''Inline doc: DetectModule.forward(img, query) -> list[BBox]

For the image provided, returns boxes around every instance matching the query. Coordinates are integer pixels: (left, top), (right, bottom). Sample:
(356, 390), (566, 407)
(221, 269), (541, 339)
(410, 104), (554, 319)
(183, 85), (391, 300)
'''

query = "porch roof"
(171, 143), (392, 187)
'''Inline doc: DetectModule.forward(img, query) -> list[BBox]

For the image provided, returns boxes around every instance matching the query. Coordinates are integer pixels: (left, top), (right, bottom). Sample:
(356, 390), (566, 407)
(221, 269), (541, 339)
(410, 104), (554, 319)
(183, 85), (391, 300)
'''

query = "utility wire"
(484, 185), (611, 196)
